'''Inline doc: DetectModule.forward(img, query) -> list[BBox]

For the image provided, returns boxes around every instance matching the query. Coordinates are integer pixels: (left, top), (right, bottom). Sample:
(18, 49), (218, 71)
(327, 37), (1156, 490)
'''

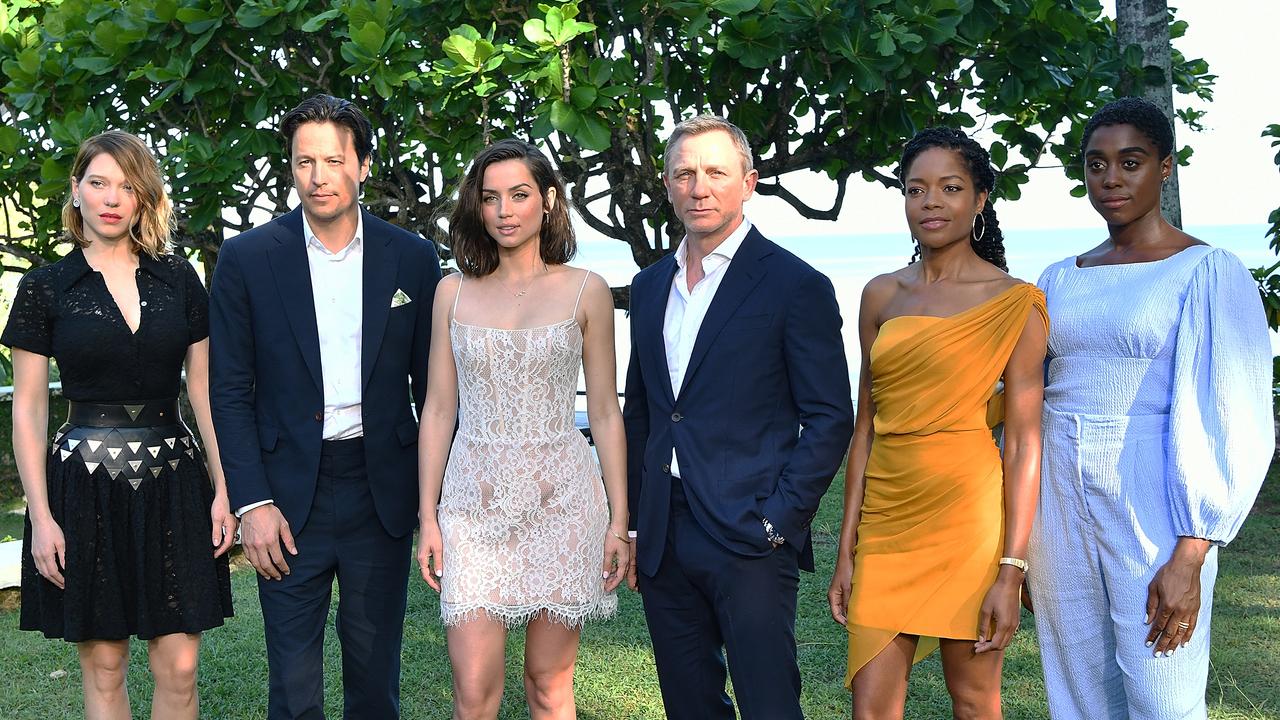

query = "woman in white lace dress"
(418, 139), (630, 719)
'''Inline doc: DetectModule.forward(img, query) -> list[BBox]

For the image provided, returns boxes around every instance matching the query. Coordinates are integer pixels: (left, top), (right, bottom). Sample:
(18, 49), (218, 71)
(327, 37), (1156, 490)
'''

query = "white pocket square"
(390, 289), (412, 308)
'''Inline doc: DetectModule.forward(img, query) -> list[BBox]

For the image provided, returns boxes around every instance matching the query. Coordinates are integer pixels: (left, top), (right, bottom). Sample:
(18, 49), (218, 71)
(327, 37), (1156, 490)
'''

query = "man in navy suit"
(209, 95), (440, 719)
(623, 115), (855, 719)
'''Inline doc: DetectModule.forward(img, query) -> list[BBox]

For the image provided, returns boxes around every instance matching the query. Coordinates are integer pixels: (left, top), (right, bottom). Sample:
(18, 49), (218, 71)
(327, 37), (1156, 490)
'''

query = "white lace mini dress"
(438, 270), (617, 627)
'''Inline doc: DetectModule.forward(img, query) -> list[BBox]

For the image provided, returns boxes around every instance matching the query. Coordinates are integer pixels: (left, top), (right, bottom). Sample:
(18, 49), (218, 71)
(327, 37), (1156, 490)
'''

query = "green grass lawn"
(1, 467), (1277, 719)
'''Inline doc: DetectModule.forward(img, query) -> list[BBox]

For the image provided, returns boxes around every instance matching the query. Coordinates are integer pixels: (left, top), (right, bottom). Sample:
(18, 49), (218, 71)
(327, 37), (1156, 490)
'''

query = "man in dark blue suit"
(209, 95), (440, 719)
(623, 115), (855, 719)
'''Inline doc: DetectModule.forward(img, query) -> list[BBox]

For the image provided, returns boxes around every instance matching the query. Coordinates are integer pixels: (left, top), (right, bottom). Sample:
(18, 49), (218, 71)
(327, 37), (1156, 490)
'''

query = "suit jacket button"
(314, 411), (323, 422)
(671, 412), (682, 422)
(662, 464), (671, 474)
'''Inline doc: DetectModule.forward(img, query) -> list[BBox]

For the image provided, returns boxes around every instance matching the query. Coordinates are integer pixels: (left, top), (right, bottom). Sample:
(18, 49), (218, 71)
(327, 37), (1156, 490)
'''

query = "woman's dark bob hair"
(449, 139), (575, 277)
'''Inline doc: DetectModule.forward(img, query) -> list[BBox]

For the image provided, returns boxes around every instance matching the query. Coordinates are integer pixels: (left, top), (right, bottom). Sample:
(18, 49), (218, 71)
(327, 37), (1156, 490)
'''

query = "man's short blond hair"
(663, 115), (754, 177)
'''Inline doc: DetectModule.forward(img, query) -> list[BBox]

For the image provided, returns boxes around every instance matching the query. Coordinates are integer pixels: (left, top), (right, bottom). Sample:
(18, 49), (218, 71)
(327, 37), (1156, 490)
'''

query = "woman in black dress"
(3, 131), (234, 719)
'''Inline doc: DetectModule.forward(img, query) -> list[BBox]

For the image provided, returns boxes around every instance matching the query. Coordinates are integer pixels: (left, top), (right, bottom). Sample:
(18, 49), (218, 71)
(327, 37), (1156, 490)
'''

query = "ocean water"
(575, 223), (1279, 389)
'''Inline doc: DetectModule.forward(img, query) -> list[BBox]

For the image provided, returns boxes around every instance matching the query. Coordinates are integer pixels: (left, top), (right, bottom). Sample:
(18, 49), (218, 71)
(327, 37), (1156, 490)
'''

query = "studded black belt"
(55, 400), (197, 490)
(67, 400), (182, 428)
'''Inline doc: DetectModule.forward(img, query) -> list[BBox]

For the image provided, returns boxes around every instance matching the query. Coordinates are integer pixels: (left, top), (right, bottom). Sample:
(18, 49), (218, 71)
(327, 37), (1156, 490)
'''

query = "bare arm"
(975, 308), (1047, 652)
(11, 349), (63, 587)
(828, 277), (892, 625)
(185, 337), (238, 558)
(579, 272), (631, 592)
(416, 273), (461, 591)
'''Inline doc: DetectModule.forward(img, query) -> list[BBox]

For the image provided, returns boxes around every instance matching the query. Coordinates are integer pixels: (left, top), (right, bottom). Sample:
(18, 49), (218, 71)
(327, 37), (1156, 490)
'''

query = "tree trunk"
(1117, 0), (1183, 228)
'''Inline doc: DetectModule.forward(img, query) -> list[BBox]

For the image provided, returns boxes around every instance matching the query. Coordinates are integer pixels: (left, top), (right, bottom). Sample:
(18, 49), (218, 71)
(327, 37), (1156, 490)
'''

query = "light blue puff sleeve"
(1166, 249), (1274, 544)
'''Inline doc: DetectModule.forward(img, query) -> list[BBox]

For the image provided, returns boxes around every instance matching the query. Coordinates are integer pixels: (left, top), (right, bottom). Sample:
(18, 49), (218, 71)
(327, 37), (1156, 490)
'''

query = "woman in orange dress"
(828, 127), (1047, 719)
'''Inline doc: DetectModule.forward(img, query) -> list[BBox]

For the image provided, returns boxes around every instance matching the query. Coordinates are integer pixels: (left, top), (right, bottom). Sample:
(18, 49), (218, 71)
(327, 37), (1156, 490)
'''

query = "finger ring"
(1176, 621), (1190, 629)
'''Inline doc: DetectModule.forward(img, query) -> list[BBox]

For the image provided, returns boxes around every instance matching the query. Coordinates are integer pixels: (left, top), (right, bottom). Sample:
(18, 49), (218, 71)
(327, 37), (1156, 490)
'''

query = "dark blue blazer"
(209, 207), (441, 538)
(623, 227), (855, 575)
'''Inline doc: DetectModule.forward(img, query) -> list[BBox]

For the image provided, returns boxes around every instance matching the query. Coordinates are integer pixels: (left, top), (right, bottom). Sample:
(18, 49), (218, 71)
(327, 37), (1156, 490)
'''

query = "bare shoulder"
(858, 272), (905, 324)
(433, 271), (463, 308)
(437, 271), (463, 293)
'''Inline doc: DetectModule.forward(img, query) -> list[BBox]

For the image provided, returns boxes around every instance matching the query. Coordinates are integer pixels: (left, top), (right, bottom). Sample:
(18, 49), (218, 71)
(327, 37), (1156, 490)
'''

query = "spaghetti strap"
(451, 273), (465, 318)
(571, 269), (591, 320)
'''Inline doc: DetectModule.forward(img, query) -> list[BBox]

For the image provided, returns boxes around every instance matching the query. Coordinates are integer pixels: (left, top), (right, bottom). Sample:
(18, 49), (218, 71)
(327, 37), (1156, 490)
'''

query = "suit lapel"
(266, 208), (323, 392)
(678, 228), (770, 398)
(361, 211), (399, 392)
(643, 258), (679, 406)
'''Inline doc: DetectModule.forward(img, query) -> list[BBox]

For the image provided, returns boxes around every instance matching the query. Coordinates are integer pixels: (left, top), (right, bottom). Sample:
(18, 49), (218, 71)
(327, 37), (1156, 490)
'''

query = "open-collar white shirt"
(663, 217), (752, 479)
(303, 210), (365, 442)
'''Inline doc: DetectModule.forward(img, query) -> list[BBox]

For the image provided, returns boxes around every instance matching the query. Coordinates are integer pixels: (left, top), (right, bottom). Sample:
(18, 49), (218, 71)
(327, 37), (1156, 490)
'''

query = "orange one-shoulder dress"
(844, 282), (1047, 687)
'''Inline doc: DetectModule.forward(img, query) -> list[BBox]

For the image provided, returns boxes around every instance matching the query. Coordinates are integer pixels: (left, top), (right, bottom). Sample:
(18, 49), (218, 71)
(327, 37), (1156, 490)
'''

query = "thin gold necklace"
(497, 260), (548, 298)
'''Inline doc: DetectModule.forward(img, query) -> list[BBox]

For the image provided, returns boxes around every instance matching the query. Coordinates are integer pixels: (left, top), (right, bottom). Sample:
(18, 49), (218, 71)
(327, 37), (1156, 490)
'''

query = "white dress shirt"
(236, 212), (365, 518)
(304, 211), (365, 441)
(663, 217), (752, 479)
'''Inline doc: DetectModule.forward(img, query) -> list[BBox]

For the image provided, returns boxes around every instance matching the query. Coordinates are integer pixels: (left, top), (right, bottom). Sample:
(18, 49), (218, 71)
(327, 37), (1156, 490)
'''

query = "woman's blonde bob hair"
(62, 130), (173, 258)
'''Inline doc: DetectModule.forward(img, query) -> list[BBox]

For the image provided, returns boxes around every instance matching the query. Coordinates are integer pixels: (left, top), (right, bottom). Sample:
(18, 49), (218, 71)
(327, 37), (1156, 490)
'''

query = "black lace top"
(1, 248), (209, 403)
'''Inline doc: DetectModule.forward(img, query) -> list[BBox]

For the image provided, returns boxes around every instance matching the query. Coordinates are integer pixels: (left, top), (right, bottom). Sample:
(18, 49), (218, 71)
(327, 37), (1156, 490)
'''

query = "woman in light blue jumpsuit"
(1029, 97), (1273, 719)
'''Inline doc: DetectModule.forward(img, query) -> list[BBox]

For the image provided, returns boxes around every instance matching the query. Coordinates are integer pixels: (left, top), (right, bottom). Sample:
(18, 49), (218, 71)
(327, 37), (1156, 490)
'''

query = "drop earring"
(72, 196), (80, 208)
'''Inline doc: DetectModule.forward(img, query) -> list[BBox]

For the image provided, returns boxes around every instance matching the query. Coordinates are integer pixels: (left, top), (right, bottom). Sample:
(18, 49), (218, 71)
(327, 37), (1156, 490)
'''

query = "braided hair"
(899, 127), (1007, 272)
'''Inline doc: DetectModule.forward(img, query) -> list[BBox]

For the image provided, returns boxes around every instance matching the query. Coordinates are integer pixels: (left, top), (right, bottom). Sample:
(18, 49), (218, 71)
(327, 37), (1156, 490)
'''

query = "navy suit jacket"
(623, 227), (855, 575)
(209, 207), (441, 538)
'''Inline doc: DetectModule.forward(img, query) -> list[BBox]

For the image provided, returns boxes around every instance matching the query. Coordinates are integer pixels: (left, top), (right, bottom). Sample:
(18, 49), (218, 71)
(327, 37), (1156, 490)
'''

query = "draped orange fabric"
(845, 283), (1047, 687)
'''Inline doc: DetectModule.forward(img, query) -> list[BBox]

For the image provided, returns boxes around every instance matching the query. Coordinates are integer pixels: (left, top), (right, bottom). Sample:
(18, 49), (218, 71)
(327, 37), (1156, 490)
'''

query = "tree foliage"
(0, 0), (1215, 286)
(1253, 123), (1280, 331)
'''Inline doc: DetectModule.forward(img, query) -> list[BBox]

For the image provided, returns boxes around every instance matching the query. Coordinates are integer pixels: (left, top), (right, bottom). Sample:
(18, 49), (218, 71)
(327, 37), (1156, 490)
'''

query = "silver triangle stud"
(185, 449), (195, 458)
(59, 449), (72, 461)
(127, 441), (142, 454)
(107, 447), (123, 460)
(181, 437), (191, 447)
(164, 437), (176, 449)
(86, 439), (103, 453)
(123, 404), (145, 421)
(128, 478), (142, 490)
(168, 459), (180, 470)
(128, 460), (143, 472)
(150, 466), (162, 478)
(84, 461), (100, 474)
(146, 446), (161, 458)
(108, 468), (122, 480)
(67, 438), (81, 450)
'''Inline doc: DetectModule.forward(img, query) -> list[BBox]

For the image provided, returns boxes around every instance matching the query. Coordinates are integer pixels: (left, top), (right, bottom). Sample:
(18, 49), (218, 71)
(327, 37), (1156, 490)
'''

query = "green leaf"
(1069, 184), (1087, 198)
(442, 33), (478, 66)
(545, 7), (563, 40)
(72, 56), (115, 75)
(301, 8), (342, 32)
(570, 85), (597, 109)
(874, 31), (895, 56)
(710, 0), (761, 13)
(354, 21), (386, 55)
(235, 3), (279, 29)
(989, 141), (1007, 168)
(549, 99), (581, 134)
(556, 19), (596, 44)
(0, 126), (20, 155)
(575, 114), (611, 151)
(40, 156), (66, 182)
(523, 18), (553, 46)
(588, 57), (612, 86)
